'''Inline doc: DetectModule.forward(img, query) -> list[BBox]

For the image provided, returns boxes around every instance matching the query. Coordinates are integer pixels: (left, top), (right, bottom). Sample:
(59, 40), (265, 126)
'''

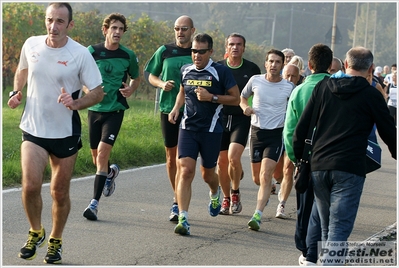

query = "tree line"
(3, 2), (396, 99)
(2, 3), (267, 99)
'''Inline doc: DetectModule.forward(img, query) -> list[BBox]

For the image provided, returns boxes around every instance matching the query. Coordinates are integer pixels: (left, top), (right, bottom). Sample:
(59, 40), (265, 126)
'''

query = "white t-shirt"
(387, 83), (397, 108)
(384, 73), (393, 84)
(241, 74), (295, 129)
(18, 35), (102, 138)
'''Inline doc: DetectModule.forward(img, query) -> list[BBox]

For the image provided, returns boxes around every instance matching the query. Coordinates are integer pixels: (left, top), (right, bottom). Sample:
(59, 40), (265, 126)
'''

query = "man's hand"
(194, 86), (212, 102)
(162, 80), (175, 92)
(243, 106), (255, 116)
(58, 87), (76, 110)
(168, 109), (180, 124)
(7, 91), (22, 109)
(119, 82), (134, 98)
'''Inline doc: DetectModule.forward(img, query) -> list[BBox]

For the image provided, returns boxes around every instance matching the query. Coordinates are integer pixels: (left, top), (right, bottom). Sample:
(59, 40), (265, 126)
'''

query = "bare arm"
(168, 84), (185, 124)
(58, 85), (104, 110)
(120, 76), (141, 98)
(375, 82), (388, 101)
(149, 73), (175, 91)
(194, 85), (240, 106)
(239, 95), (255, 116)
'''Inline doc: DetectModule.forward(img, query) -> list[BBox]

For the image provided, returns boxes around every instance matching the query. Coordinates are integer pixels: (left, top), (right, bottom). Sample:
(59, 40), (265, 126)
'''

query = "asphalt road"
(2, 139), (396, 267)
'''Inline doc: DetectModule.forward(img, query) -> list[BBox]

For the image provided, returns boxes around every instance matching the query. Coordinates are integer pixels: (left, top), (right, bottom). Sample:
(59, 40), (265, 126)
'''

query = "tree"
(2, 3), (45, 90)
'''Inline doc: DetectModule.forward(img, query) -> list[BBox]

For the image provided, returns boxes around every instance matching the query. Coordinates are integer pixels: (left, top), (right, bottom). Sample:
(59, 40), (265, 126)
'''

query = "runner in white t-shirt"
(7, 3), (103, 264)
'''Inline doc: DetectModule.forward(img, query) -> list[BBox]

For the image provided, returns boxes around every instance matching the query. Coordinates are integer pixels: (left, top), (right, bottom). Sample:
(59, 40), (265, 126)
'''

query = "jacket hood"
(327, 70), (370, 100)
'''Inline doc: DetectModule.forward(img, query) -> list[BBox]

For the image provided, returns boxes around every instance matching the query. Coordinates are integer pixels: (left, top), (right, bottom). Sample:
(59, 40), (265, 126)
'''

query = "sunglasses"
(174, 26), (190, 32)
(191, 49), (210, 55)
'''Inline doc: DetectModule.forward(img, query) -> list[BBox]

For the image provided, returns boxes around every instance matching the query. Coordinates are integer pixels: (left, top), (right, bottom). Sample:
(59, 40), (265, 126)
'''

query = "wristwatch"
(211, 94), (219, 103)
(9, 91), (18, 99)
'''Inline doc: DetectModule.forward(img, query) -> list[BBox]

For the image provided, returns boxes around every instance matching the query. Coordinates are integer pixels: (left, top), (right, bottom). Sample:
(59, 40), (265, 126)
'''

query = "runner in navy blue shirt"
(168, 33), (240, 235)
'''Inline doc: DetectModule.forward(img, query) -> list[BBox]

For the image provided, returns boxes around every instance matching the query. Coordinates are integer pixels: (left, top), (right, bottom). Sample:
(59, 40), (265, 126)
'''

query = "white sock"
(179, 210), (188, 220)
(255, 210), (263, 217)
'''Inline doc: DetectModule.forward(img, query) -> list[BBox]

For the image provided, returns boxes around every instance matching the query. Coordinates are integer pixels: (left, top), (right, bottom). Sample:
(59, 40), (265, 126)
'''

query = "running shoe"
(230, 192), (242, 214)
(83, 199), (98, 221)
(219, 197), (230, 215)
(44, 238), (62, 264)
(208, 186), (221, 217)
(174, 215), (190, 235)
(169, 203), (179, 221)
(103, 164), (120, 197)
(248, 212), (261, 231)
(19, 228), (46, 260)
(275, 203), (288, 219)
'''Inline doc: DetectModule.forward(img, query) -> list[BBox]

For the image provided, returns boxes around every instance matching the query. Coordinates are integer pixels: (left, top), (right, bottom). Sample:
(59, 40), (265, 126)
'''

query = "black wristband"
(9, 91), (18, 99)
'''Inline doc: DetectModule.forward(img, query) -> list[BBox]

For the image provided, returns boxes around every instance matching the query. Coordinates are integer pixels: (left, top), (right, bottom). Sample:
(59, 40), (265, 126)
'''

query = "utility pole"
(289, 5), (293, 48)
(353, 3), (359, 47)
(372, 9), (377, 55)
(364, 2), (369, 47)
(271, 13), (276, 46)
(331, 2), (337, 53)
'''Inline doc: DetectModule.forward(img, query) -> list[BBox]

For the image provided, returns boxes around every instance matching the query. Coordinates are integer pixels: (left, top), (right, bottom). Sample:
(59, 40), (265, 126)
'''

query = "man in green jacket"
(283, 43), (333, 266)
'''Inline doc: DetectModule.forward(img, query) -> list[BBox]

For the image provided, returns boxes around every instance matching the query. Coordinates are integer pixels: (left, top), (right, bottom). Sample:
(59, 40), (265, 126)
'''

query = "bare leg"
(217, 150), (230, 198)
(176, 157), (196, 212)
(48, 152), (77, 238)
(21, 141), (48, 231)
(165, 146), (178, 202)
(228, 143), (245, 191)
(279, 153), (294, 202)
(255, 158), (278, 211)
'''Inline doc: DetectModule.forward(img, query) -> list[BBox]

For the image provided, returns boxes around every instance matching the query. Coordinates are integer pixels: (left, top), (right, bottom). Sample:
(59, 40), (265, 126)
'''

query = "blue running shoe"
(103, 164), (120, 197)
(208, 186), (221, 217)
(174, 215), (190, 235)
(83, 199), (98, 221)
(248, 212), (262, 231)
(169, 204), (179, 221)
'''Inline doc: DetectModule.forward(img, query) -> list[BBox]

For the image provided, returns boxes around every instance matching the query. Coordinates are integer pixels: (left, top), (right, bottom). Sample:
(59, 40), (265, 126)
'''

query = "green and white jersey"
(145, 43), (192, 113)
(88, 43), (139, 112)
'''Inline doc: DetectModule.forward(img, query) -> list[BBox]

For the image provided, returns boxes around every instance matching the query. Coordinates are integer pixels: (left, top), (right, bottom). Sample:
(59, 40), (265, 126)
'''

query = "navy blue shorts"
(178, 129), (222, 169)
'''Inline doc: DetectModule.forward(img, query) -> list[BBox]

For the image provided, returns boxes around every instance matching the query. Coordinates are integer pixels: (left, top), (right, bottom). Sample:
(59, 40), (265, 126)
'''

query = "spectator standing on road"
(83, 12), (140, 221)
(216, 33), (261, 215)
(382, 65), (390, 78)
(293, 47), (396, 263)
(288, 55), (305, 85)
(282, 48), (295, 66)
(385, 70), (397, 125)
(328, 56), (343, 75)
(284, 43), (332, 266)
(8, 2), (104, 264)
(145, 15), (195, 222)
(168, 33), (240, 235)
(283, 63), (300, 85)
(240, 49), (295, 231)
(384, 63), (397, 85)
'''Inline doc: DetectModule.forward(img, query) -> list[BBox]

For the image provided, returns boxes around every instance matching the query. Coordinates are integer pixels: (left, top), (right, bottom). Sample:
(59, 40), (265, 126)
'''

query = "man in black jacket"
(293, 46), (396, 264)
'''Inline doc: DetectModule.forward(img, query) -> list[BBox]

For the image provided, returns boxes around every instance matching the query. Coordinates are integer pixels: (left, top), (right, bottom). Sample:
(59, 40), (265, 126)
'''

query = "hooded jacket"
(293, 73), (396, 177)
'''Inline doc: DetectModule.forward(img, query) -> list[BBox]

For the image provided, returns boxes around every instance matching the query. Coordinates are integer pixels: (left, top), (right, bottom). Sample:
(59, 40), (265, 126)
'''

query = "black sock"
(93, 174), (107, 200)
(231, 189), (240, 194)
